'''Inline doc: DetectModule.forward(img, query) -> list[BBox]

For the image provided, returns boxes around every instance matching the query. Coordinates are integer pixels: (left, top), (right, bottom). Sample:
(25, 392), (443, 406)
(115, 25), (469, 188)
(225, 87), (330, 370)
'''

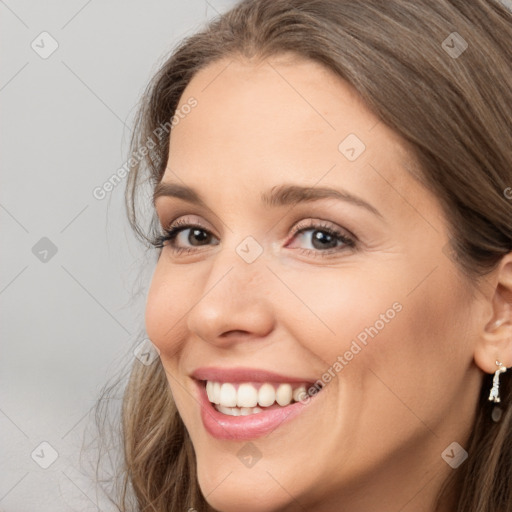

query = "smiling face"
(146, 54), (485, 512)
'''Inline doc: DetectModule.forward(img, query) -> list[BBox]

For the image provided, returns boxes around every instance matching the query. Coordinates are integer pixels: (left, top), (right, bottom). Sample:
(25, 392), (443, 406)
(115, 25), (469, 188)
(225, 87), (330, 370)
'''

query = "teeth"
(207, 381), (223, 404)
(217, 405), (238, 416)
(293, 385), (307, 402)
(240, 406), (262, 416)
(237, 383), (259, 408)
(276, 383), (293, 406)
(258, 383), (276, 407)
(206, 381), (214, 402)
(216, 405), (263, 416)
(219, 383), (237, 407)
(213, 382), (221, 404)
(205, 380), (313, 408)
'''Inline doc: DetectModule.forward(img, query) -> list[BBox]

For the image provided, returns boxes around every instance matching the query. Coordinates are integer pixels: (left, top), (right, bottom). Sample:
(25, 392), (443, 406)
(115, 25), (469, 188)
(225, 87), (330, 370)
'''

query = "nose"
(186, 254), (275, 346)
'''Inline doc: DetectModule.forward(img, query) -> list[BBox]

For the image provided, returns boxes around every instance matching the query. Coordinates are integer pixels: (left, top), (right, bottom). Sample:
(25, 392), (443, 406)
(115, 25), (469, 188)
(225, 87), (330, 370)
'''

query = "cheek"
(144, 281), (167, 348)
(144, 263), (187, 355)
(144, 266), (193, 411)
(288, 255), (471, 420)
(356, 263), (474, 428)
(280, 264), (405, 367)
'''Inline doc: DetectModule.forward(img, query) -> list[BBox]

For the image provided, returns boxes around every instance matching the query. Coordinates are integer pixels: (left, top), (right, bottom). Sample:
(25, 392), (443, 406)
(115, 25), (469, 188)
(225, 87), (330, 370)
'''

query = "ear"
(473, 253), (512, 374)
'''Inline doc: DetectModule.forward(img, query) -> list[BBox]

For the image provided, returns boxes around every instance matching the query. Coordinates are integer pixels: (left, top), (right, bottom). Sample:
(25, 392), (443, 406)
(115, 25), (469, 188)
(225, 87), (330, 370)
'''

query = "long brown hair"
(96, 1), (512, 510)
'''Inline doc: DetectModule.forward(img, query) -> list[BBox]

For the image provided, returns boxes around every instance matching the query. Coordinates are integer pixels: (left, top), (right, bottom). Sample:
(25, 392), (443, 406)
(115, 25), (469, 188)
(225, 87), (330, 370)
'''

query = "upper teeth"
(206, 381), (308, 408)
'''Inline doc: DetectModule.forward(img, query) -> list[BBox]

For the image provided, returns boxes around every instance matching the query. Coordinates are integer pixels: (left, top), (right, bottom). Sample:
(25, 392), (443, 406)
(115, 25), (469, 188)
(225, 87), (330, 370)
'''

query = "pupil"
(190, 229), (208, 245)
(313, 230), (335, 249)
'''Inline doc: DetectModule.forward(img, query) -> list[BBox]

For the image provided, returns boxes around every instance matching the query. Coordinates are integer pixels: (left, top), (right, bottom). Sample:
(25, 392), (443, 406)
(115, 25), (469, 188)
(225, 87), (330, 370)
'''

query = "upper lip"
(191, 366), (316, 384)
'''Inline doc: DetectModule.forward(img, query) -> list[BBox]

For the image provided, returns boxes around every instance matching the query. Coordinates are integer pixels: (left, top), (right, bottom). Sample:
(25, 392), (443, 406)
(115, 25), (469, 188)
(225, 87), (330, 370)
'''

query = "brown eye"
(154, 222), (219, 252)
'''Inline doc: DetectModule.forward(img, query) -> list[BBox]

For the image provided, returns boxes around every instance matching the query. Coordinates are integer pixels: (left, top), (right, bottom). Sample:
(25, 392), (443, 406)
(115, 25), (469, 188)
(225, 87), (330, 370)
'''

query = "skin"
(146, 53), (512, 512)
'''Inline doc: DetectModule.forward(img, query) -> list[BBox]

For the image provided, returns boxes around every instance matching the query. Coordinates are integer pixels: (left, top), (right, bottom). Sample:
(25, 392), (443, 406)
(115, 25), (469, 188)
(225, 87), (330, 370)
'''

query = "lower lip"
(195, 380), (321, 440)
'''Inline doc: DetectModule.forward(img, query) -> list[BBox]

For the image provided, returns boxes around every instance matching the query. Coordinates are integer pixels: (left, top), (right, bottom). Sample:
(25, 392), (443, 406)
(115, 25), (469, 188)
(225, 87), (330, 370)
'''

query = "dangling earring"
(488, 360), (507, 403)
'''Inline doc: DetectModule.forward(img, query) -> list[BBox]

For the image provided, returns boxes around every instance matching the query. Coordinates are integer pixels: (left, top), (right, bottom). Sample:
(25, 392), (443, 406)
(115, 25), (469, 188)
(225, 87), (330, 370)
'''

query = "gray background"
(0, 1), (236, 510)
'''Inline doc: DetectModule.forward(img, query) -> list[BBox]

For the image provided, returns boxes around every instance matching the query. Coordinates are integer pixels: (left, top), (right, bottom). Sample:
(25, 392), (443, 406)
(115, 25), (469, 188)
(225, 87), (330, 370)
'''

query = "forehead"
(170, 54), (383, 158)
(164, 54), (431, 221)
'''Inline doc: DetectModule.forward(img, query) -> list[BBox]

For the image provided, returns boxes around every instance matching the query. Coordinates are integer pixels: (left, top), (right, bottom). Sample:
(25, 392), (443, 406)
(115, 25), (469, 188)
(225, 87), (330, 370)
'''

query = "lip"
(191, 366), (317, 384)
(191, 367), (323, 440)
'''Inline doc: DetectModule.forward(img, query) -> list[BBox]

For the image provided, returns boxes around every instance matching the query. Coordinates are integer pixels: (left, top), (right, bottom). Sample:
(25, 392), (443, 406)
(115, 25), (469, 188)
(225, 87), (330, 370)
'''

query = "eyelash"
(153, 218), (356, 258)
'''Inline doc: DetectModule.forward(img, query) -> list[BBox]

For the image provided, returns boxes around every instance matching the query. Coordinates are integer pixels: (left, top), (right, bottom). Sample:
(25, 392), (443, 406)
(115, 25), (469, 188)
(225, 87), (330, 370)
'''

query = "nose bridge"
(216, 233), (266, 286)
(186, 242), (275, 342)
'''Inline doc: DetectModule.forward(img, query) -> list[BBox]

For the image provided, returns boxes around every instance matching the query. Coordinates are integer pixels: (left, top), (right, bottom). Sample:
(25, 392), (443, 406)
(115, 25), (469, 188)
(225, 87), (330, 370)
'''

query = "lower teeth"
(214, 399), (305, 416)
(215, 405), (264, 416)
(212, 390), (320, 416)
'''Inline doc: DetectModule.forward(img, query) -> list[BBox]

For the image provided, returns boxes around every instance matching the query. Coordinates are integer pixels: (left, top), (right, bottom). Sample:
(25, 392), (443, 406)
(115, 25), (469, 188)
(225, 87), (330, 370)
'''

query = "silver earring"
(488, 360), (507, 403)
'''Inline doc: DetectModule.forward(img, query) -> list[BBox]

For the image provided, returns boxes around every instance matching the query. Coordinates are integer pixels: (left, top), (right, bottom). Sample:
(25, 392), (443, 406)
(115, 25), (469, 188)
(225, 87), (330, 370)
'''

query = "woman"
(100, 1), (512, 510)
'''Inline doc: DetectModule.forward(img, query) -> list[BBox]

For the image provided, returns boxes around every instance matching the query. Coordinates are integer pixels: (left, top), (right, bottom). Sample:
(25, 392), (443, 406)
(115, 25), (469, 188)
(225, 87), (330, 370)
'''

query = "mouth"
(205, 380), (313, 415)
(191, 367), (324, 440)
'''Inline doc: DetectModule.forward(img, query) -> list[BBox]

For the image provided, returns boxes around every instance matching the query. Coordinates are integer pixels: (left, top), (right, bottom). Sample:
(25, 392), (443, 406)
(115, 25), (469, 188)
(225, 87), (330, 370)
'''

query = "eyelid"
(289, 218), (357, 241)
(162, 214), (211, 231)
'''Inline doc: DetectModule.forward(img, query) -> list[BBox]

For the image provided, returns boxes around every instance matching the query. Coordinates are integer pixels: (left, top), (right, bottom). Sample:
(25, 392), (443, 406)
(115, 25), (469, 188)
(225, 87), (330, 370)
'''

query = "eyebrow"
(153, 182), (383, 218)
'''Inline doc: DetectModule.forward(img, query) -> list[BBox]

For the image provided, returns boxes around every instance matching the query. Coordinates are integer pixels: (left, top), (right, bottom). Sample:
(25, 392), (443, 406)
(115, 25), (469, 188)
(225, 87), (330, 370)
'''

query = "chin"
(198, 468), (298, 512)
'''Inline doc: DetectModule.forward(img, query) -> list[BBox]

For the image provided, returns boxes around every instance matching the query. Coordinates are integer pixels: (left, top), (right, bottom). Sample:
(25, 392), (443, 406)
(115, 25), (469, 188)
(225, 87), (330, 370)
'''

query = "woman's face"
(146, 54), (484, 512)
